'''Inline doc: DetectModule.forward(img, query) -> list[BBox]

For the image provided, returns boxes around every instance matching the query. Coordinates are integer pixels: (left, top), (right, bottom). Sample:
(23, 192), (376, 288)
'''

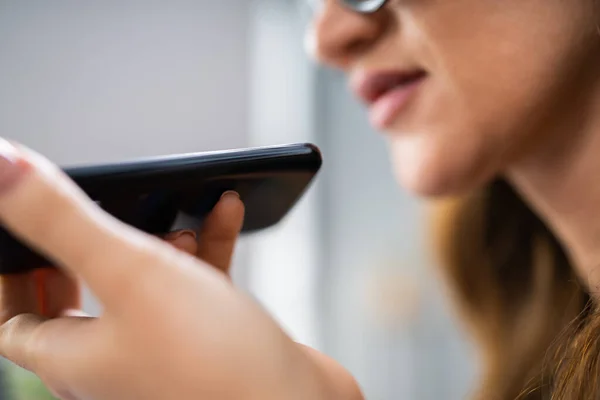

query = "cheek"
(385, 76), (518, 196)
(386, 71), (556, 197)
(385, 0), (598, 197)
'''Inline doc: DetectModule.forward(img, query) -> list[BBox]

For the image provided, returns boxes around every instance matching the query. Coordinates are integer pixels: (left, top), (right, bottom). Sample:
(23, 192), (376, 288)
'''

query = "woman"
(0, 0), (599, 398)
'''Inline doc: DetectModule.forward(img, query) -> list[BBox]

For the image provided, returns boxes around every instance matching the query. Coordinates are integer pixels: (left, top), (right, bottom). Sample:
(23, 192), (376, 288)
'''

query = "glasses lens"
(306, 0), (386, 14)
(343, 0), (386, 13)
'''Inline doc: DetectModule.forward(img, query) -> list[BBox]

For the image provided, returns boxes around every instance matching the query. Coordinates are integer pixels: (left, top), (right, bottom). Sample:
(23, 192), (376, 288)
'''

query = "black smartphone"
(0, 143), (322, 274)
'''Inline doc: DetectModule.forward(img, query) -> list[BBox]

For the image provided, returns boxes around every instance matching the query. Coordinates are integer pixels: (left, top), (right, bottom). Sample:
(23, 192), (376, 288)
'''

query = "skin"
(309, 1), (600, 284)
(1, 0), (600, 398)
(0, 142), (363, 400)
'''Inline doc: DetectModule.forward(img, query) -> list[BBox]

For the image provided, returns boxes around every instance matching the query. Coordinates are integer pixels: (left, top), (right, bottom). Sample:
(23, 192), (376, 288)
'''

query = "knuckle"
(202, 220), (240, 242)
(205, 231), (237, 245)
(1, 314), (26, 345)
(1, 313), (44, 370)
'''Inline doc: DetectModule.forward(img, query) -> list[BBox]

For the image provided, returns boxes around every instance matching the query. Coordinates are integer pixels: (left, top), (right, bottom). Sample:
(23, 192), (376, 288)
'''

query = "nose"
(307, 1), (387, 70)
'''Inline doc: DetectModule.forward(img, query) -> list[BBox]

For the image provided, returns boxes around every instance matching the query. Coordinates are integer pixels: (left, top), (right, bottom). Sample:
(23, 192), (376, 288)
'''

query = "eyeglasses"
(308, 0), (388, 14)
(342, 0), (388, 13)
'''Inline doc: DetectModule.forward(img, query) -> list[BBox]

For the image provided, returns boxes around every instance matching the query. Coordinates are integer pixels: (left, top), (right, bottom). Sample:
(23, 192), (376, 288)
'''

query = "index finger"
(0, 140), (189, 308)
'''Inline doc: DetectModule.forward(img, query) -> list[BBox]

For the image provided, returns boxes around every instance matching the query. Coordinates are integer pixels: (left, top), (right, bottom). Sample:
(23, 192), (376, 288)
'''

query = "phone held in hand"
(0, 143), (322, 274)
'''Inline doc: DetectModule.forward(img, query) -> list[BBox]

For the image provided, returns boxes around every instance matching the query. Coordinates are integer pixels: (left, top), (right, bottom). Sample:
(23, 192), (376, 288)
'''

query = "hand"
(0, 140), (363, 400)
(0, 191), (244, 324)
(168, 200), (365, 400)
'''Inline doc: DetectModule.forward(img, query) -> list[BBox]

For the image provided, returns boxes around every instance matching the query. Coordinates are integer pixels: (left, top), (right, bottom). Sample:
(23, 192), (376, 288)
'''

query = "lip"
(350, 69), (427, 129)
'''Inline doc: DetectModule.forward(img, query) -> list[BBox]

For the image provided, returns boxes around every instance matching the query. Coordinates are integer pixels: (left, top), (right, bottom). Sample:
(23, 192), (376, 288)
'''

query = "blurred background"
(0, 1), (477, 399)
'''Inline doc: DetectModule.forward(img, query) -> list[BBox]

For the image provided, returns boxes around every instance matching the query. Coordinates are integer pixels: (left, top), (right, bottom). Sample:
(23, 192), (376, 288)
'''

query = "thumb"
(0, 313), (96, 394)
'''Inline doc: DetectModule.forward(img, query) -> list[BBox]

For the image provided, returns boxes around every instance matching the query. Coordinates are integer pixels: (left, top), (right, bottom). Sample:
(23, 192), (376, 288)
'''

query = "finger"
(0, 313), (96, 390)
(41, 269), (81, 319)
(163, 230), (198, 256)
(0, 273), (37, 323)
(0, 140), (191, 308)
(1, 268), (80, 324)
(197, 191), (244, 274)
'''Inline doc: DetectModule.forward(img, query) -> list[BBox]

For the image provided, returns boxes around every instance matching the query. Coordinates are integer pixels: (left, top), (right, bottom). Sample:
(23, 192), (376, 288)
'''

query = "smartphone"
(0, 143), (322, 274)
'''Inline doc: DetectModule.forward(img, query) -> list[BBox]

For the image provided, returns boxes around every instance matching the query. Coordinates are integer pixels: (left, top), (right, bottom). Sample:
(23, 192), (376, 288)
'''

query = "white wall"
(245, 0), (322, 349)
(0, 0), (250, 166)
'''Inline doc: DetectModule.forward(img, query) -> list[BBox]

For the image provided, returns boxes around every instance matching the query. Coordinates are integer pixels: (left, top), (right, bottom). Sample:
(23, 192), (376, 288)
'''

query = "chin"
(387, 136), (495, 198)
(393, 164), (466, 198)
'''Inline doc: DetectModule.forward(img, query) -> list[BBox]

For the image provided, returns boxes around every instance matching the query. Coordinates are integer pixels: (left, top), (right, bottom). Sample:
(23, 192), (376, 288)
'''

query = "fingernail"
(61, 309), (93, 318)
(220, 190), (240, 200)
(164, 229), (197, 240)
(0, 139), (27, 195)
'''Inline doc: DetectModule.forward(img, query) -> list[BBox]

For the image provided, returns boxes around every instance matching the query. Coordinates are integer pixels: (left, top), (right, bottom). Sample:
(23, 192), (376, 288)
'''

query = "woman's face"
(308, 0), (600, 196)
